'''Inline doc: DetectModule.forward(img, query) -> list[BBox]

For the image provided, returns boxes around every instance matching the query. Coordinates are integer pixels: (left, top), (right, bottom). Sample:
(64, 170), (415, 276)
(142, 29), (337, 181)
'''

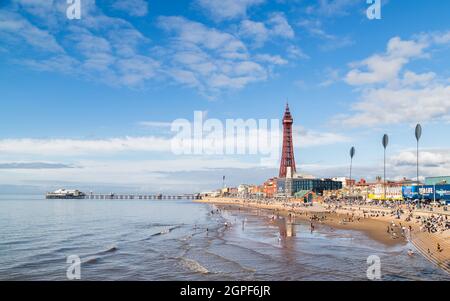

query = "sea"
(0, 195), (449, 281)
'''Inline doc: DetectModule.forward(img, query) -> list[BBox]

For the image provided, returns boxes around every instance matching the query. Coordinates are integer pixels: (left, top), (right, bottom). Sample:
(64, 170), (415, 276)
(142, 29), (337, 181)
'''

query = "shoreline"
(196, 197), (450, 274)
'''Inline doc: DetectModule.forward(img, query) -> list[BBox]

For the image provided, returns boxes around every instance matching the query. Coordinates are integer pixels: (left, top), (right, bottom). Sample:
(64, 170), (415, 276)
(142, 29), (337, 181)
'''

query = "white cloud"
(309, 0), (361, 17)
(239, 19), (269, 46)
(138, 121), (173, 128)
(1, 2), (294, 97)
(268, 12), (294, 39)
(318, 68), (340, 87)
(298, 18), (353, 50)
(340, 85), (450, 127)
(239, 12), (294, 47)
(195, 0), (265, 21)
(111, 0), (149, 17)
(339, 33), (450, 127)
(286, 45), (309, 59)
(254, 54), (288, 65)
(391, 149), (450, 168)
(158, 16), (247, 56)
(0, 137), (172, 156)
(294, 126), (350, 148)
(401, 71), (436, 87)
(0, 162), (74, 169)
(0, 125), (349, 156)
(157, 16), (273, 96)
(0, 11), (64, 53)
(389, 149), (450, 178)
(345, 37), (428, 86)
(1, 1), (159, 88)
(430, 31), (450, 45)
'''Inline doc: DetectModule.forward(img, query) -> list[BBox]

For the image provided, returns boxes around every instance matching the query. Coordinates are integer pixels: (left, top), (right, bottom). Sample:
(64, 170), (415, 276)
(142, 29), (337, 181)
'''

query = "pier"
(82, 193), (201, 200)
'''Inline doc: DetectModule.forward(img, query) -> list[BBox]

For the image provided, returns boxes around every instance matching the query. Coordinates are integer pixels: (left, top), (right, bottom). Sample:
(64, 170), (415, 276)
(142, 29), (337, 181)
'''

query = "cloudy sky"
(0, 0), (449, 193)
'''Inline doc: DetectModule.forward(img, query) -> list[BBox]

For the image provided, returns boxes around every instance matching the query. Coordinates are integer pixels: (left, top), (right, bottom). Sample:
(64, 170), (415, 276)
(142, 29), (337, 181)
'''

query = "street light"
(415, 124), (422, 184)
(382, 134), (389, 200)
(349, 146), (355, 196)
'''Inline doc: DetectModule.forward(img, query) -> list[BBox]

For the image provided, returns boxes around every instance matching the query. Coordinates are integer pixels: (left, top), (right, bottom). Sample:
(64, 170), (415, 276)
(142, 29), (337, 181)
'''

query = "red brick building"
(263, 178), (278, 197)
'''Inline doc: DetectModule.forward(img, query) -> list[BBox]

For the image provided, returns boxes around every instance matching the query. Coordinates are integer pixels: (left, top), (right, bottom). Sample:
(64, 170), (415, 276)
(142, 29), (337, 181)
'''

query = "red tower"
(279, 103), (296, 178)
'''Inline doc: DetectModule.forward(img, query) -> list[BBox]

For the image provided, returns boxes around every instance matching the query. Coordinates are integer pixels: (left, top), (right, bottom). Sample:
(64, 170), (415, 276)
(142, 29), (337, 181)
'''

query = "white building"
(237, 184), (251, 196)
(371, 184), (403, 200)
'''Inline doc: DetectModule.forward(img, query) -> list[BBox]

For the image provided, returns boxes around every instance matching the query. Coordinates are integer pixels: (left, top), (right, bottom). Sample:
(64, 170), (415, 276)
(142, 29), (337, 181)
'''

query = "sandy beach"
(196, 197), (450, 274)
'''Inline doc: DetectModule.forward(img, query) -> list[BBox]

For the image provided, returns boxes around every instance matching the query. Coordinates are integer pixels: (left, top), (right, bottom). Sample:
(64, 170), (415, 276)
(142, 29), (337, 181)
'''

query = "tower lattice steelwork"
(279, 103), (296, 178)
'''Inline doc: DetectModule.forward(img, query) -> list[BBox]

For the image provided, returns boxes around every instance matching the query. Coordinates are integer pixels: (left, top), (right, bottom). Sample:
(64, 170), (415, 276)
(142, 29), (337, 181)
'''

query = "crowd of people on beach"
(323, 197), (450, 235)
(419, 214), (449, 234)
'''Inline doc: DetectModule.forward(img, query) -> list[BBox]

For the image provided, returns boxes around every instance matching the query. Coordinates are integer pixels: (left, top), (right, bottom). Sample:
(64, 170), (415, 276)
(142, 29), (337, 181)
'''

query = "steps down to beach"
(411, 231), (450, 274)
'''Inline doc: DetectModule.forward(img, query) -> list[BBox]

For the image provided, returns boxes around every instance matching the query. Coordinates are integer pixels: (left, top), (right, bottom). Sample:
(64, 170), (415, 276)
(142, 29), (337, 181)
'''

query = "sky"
(0, 0), (449, 194)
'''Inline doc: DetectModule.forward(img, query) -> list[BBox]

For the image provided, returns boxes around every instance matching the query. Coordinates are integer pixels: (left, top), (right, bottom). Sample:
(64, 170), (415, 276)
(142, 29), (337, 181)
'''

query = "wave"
(203, 250), (256, 273)
(96, 245), (118, 255)
(82, 245), (119, 265)
(146, 225), (182, 239)
(83, 256), (101, 264)
(180, 257), (209, 274)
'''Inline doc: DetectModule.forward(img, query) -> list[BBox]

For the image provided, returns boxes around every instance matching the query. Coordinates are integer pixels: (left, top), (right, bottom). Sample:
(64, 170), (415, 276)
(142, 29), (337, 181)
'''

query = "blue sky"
(0, 0), (449, 193)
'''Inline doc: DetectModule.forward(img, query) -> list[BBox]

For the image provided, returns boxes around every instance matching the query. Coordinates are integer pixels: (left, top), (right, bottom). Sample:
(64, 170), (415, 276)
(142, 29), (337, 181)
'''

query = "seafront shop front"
(323, 183), (450, 205)
(402, 185), (450, 204)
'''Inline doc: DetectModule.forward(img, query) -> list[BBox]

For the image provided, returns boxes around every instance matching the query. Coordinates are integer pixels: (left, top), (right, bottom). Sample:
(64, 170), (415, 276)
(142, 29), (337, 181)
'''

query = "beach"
(197, 197), (450, 274)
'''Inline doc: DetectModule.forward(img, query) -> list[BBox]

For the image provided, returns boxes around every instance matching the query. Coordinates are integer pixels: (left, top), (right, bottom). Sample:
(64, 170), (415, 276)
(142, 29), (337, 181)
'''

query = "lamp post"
(415, 124), (422, 184)
(382, 134), (389, 200)
(349, 146), (355, 197)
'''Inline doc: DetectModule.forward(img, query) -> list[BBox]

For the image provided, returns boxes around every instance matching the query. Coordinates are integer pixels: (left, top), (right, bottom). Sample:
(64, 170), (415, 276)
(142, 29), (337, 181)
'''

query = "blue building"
(277, 178), (342, 196)
(425, 176), (450, 185)
(402, 184), (450, 204)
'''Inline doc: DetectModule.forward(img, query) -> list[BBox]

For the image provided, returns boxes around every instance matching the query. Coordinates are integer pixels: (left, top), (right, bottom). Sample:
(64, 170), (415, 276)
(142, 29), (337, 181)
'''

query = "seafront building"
(425, 176), (450, 185)
(263, 178), (278, 197)
(332, 177), (356, 188)
(277, 178), (342, 195)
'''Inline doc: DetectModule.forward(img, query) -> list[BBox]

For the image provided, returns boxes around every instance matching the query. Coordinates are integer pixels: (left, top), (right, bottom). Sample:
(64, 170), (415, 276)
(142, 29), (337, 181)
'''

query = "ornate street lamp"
(349, 146), (355, 196)
(415, 124), (422, 184)
(382, 134), (389, 200)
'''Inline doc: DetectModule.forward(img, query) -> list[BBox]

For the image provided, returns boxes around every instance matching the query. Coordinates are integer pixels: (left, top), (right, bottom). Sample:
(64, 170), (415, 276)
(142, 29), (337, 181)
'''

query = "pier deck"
(82, 194), (200, 200)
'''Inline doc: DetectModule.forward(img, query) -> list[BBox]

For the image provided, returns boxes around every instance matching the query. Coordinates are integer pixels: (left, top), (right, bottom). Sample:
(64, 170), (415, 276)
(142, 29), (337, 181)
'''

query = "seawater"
(0, 195), (448, 280)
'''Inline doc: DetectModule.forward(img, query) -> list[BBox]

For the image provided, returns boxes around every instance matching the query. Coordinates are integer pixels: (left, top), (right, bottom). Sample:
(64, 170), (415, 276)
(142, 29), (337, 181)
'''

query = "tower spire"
(279, 103), (297, 178)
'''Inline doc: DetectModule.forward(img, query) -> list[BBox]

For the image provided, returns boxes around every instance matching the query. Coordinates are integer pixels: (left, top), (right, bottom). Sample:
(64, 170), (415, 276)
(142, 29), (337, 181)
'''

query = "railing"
(82, 194), (201, 200)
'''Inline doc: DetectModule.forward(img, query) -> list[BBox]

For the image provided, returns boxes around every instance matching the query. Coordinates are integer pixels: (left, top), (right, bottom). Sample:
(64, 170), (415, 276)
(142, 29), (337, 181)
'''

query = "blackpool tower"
(279, 103), (297, 178)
